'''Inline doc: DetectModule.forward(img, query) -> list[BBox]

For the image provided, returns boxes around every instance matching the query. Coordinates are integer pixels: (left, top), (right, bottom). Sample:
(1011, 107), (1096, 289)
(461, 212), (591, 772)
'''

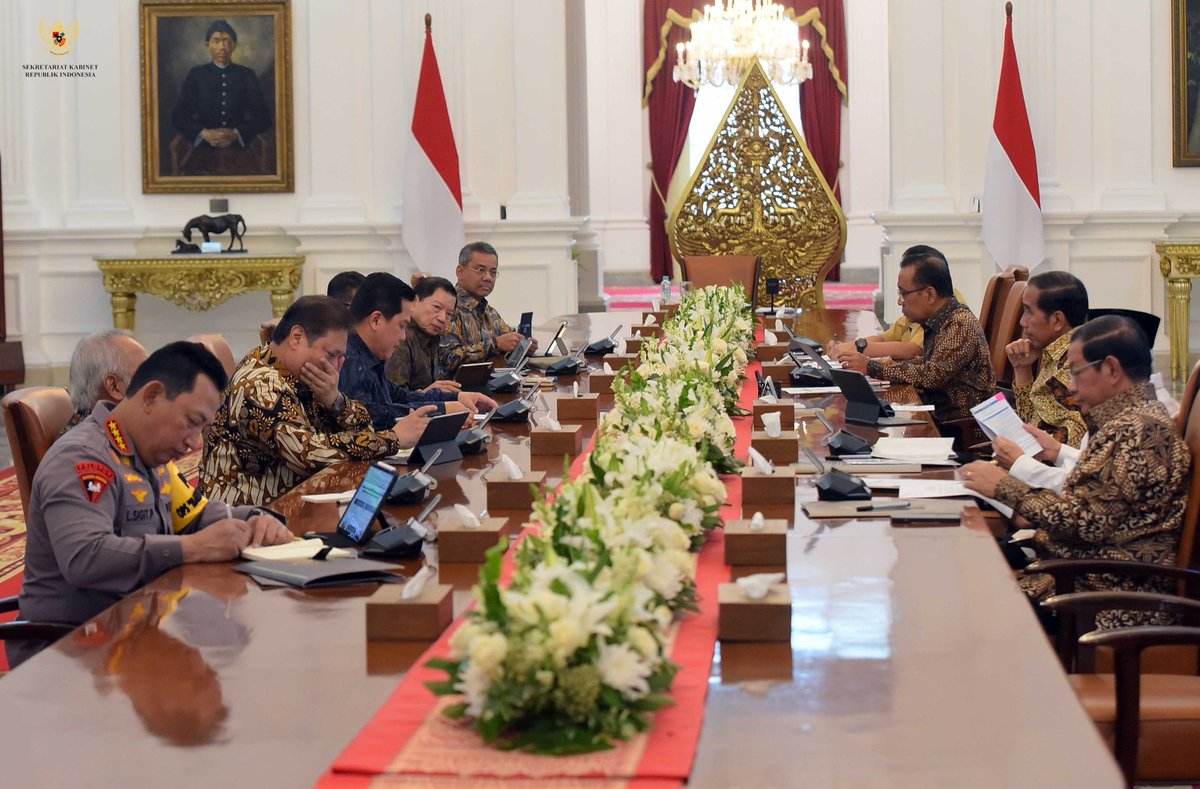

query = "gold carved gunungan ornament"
(669, 59), (845, 310)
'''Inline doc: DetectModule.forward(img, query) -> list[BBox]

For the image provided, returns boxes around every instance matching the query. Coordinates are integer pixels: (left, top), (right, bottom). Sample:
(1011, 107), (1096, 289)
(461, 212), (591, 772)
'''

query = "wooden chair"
(988, 280), (1027, 387)
(978, 265), (1029, 345)
(186, 334), (236, 380)
(258, 320), (277, 346)
(680, 255), (762, 305)
(1042, 594), (1200, 784)
(1, 387), (73, 519)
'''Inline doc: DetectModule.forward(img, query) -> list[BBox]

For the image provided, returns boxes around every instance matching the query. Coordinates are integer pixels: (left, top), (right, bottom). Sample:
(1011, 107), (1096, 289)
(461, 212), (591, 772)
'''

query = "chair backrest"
(186, 334), (236, 379)
(989, 280), (1027, 384)
(1, 387), (74, 518)
(978, 265), (1029, 344)
(259, 319), (277, 346)
(1086, 308), (1161, 347)
(1175, 359), (1200, 589)
(680, 255), (762, 305)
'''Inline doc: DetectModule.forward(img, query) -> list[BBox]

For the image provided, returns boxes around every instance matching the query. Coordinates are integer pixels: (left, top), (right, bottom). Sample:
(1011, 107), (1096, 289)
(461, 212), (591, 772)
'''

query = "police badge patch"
(76, 462), (116, 504)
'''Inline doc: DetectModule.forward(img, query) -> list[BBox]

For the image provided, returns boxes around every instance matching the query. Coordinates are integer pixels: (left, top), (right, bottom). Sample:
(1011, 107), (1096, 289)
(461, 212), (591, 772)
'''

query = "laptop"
(830, 369), (923, 427)
(453, 362), (493, 390)
(303, 461), (399, 548)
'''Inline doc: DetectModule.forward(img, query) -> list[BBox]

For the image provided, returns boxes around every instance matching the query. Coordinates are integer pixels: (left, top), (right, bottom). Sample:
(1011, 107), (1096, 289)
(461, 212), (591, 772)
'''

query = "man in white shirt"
(993, 424), (1085, 495)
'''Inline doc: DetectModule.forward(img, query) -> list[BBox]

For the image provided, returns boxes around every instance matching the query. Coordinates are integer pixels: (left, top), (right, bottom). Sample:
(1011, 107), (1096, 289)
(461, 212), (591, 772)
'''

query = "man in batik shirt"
(200, 296), (436, 506)
(1004, 271), (1089, 448)
(962, 316), (1190, 628)
(834, 247), (995, 423)
(440, 242), (537, 377)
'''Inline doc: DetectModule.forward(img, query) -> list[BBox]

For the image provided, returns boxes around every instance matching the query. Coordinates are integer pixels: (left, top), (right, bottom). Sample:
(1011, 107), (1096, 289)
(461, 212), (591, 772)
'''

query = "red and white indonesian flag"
(402, 20), (464, 278)
(982, 6), (1045, 271)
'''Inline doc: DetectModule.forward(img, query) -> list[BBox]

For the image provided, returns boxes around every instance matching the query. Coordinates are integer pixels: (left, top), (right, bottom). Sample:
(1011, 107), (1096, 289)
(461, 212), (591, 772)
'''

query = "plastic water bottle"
(660, 275), (672, 304)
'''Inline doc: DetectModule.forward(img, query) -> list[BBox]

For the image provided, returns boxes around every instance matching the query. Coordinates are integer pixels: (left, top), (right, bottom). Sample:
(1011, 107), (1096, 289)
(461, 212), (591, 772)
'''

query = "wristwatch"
(329, 393), (346, 413)
(855, 337), (869, 354)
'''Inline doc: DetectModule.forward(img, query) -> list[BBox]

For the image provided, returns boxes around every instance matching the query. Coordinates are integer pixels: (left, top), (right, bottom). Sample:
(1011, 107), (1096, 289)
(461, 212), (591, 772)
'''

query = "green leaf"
(442, 702), (470, 720)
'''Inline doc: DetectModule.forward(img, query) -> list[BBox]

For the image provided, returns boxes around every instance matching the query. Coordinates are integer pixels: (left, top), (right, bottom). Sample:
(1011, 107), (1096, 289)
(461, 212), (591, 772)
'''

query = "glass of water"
(679, 281), (694, 299)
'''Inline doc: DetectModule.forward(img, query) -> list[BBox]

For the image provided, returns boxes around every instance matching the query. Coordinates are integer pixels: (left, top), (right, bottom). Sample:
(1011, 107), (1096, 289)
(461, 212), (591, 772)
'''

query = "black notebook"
(234, 557), (406, 588)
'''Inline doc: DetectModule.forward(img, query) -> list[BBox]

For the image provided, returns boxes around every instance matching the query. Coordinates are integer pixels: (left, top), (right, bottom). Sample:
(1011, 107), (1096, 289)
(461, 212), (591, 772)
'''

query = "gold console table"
(1157, 242), (1200, 380)
(94, 254), (304, 331)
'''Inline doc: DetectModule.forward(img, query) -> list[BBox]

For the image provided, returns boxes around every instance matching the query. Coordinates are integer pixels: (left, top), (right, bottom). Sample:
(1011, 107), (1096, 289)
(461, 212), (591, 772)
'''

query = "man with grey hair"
(63, 330), (149, 436)
(440, 241), (536, 376)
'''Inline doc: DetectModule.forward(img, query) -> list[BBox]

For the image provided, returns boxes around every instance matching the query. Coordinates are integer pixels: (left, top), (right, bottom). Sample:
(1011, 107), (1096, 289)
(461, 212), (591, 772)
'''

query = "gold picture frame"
(1172, 0), (1200, 166)
(139, 0), (293, 192)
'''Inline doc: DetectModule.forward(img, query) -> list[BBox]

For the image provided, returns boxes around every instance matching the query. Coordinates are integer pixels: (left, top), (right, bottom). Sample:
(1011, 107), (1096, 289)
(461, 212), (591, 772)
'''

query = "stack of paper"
(970, 393), (1042, 456)
(872, 437), (957, 465)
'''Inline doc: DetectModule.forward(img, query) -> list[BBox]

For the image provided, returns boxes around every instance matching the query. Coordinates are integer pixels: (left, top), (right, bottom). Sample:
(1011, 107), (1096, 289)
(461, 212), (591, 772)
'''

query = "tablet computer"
(542, 320), (569, 356)
(304, 461), (399, 547)
(518, 312), (533, 337)
(405, 410), (470, 464)
(454, 362), (493, 389)
(505, 336), (533, 368)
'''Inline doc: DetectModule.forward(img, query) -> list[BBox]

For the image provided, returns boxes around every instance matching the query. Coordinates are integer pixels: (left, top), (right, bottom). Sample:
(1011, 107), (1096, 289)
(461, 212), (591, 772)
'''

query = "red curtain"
(643, 0), (847, 282)
(794, 0), (847, 279)
(644, 0), (704, 283)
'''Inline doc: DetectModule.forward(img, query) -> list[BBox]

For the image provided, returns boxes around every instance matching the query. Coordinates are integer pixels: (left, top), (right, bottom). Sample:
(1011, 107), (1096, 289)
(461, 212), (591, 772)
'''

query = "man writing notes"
(341, 273), (496, 430)
(201, 296), (436, 506)
(441, 242), (537, 377)
(12, 343), (291, 667)
(834, 246), (995, 423)
(386, 276), (462, 393)
(961, 317), (1190, 625)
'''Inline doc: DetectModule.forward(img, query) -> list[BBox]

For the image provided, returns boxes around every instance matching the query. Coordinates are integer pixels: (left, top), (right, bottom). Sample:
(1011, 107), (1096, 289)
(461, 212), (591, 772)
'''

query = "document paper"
(969, 393), (1042, 456)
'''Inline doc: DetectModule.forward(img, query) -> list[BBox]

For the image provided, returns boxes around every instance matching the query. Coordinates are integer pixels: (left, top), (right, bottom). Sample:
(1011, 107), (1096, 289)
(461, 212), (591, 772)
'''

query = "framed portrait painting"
(139, 0), (293, 192)
(1173, 0), (1200, 166)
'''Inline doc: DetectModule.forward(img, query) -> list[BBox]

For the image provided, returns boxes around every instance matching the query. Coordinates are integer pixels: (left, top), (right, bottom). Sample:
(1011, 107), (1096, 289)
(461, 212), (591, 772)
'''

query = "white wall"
(2, 0), (580, 381)
(877, 0), (1200, 354)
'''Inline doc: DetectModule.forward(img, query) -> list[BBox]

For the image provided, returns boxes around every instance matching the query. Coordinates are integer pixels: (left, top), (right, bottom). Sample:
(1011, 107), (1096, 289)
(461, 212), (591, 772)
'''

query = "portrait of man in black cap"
(170, 18), (273, 176)
(142, 3), (292, 192)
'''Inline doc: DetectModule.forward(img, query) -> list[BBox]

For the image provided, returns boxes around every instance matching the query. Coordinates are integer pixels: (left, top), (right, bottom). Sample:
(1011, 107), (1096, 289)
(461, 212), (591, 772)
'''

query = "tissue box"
(632, 324), (662, 339)
(603, 353), (640, 370)
(718, 583), (791, 642)
(623, 337), (645, 355)
(556, 393), (600, 421)
(485, 469), (546, 511)
(437, 516), (511, 563)
(760, 360), (795, 383)
(724, 518), (788, 565)
(755, 343), (790, 363)
(718, 642), (794, 683)
(750, 430), (799, 465)
(740, 466), (797, 504)
(530, 424), (584, 456)
(752, 400), (795, 431)
(588, 371), (616, 394)
(366, 582), (453, 641)
(643, 310), (670, 325)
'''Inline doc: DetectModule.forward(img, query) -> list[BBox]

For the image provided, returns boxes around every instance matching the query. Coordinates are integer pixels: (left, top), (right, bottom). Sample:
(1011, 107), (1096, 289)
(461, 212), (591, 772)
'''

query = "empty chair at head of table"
(680, 255), (761, 305)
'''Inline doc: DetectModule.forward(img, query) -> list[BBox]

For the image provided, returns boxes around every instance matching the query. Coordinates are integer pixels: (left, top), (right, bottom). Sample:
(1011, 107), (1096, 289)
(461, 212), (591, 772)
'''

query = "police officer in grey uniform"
(10, 342), (290, 668)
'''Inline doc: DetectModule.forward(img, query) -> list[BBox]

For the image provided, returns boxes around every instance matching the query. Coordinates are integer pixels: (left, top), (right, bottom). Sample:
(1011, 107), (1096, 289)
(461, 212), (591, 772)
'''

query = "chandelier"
(673, 0), (812, 90)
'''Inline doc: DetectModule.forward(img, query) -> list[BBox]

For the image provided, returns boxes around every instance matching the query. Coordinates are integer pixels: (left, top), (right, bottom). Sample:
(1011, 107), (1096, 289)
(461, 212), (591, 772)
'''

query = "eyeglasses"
(896, 285), (931, 300)
(1068, 358), (1104, 378)
(469, 265), (498, 278)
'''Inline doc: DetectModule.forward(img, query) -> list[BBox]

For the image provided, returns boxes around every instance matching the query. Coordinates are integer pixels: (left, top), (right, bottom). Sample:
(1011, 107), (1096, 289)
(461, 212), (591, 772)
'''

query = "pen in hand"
(856, 501), (912, 512)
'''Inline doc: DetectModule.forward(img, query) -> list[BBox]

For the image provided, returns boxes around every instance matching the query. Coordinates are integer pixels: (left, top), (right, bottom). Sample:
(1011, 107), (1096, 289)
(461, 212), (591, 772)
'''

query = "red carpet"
(606, 283), (877, 311)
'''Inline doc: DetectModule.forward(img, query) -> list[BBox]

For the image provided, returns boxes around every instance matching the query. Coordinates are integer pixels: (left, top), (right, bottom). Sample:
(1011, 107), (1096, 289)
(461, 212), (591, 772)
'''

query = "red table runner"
(315, 367), (757, 787)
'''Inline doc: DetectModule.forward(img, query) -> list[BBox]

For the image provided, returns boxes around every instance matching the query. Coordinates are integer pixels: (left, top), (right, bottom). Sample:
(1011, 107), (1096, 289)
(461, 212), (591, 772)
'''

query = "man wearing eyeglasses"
(834, 247), (994, 424)
(961, 316), (1190, 627)
(440, 242), (537, 377)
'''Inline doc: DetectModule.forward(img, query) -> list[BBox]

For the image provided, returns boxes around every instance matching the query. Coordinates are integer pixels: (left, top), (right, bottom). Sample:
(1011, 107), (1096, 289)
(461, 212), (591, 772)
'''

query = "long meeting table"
(0, 309), (1122, 787)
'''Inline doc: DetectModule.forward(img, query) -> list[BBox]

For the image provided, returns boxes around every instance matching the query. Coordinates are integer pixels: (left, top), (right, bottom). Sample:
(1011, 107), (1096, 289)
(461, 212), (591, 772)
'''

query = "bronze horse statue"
(181, 214), (247, 252)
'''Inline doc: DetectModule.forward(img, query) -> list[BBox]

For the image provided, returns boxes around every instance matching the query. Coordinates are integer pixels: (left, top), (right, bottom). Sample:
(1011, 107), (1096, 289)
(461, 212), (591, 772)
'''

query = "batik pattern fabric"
(994, 384), (1191, 629)
(866, 299), (996, 422)
(439, 284), (513, 377)
(386, 322), (442, 391)
(1013, 329), (1087, 448)
(200, 345), (399, 507)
